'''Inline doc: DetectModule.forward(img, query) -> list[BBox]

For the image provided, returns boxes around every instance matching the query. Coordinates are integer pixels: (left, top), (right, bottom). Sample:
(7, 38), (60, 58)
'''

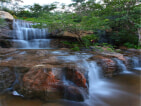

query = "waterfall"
(132, 57), (141, 71)
(81, 61), (115, 106)
(114, 59), (132, 73)
(12, 19), (51, 49)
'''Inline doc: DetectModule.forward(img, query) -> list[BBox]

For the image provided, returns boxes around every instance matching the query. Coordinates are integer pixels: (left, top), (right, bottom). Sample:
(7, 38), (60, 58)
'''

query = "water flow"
(132, 57), (141, 70)
(82, 61), (112, 106)
(114, 59), (132, 73)
(12, 19), (51, 49)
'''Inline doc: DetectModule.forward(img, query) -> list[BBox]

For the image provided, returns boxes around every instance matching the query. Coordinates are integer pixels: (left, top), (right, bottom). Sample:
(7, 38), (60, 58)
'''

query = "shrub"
(81, 34), (99, 47)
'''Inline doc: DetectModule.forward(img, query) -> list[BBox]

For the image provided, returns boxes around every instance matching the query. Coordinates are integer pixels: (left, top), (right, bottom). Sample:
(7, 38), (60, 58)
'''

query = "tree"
(72, 0), (85, 3)
(21, 0), (140, 48)
(42, 3), (57, 13)
(101, 0), (140, 46)
(29, 3), (42, 17)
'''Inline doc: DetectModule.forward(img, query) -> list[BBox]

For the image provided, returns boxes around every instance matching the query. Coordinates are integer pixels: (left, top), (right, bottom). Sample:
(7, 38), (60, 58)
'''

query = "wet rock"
(63, 86), (84, 101)
(51, 84), (84, 101)
(0, 39), (12, 48)
(23, 65), (58, 91)
(16, 64), (85, 101)
(36, 50), (49, 57)
(90, 55), (117, 77)
(0, 67), (15, 92)
(0, 48), (17, 54)
(127, 49), (141, 53)
(19, 65), (62, 100)
(64, 65), (87, 88)
(41, 56), (60, 65)
(101, 52), (125, 62)
(0, 21), (13, 38)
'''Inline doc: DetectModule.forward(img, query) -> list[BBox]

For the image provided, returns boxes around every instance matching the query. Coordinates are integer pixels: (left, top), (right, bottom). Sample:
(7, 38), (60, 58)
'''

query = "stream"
(0, 20), (140, 106)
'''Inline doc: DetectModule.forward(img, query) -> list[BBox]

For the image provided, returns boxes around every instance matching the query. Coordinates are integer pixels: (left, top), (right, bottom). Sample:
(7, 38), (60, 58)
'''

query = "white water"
(12, 19), (50, 49)
(114, 59), (132, 73)
(81, 61), (129, 106)
(132, 57), (141, 71)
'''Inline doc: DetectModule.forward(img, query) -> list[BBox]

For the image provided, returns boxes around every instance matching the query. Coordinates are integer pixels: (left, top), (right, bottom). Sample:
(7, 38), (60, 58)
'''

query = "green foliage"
(81, 34), (98, 47)
(61, 41), (72, 46)
(123, 42), (141, 49)
(0, 18), (6, 27)
(10, 0), (140, 49)
(16, 10), (33, 17)
(15, 3), (57, 18)
(72, 0), (86, 3)
(101, 0), (140, 46)
(106, 47), (114, 52)
(71, 46), (80, 51)
(1, 7), (15, 15)
(61, 41), (80, 51)
(82, 34), (98, 41)
(102, 43), (115, 52)
(101, 43), (114, 48)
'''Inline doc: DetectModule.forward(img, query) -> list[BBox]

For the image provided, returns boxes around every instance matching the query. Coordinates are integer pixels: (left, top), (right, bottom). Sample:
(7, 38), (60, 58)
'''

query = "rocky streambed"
(0, 11), (141, 106)
(0, 48), (141, 106)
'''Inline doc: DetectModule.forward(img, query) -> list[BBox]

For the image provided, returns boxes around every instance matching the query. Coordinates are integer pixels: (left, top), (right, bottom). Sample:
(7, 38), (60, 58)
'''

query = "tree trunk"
(138, 28), (141, 47)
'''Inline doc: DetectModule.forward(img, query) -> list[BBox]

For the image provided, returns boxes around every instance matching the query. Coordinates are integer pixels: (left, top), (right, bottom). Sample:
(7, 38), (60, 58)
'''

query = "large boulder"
(18, 64), (85, 101)
(50, 30), (93, 40)
(22, 65), (58, 91)
(0, 11), (14, 21)
(19, 65), (61, 100)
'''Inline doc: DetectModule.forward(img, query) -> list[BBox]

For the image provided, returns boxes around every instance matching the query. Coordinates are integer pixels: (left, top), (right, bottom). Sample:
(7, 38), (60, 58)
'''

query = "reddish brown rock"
(91, 55), (117, 77)
(18, 64), (85, 101)
(101, 52), (126, 62)
(65, 65), (87, 88)
(23, 65), (59, 91)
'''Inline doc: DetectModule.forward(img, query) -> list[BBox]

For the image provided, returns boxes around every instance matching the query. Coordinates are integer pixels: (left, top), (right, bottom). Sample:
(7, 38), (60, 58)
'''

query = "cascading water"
(132, 57), (141, 71)
(81, 61), (120, 106)
(114, 59), (132, 73)
(12, 19), (51, 49)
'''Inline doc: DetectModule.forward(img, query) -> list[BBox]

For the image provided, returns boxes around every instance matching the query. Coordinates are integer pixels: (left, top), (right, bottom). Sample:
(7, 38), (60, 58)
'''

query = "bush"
(123, 42), (140, 49)
(16, 10), (33, 18)
(71, 46), (80, 51)
(81, 34), (99, 47)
